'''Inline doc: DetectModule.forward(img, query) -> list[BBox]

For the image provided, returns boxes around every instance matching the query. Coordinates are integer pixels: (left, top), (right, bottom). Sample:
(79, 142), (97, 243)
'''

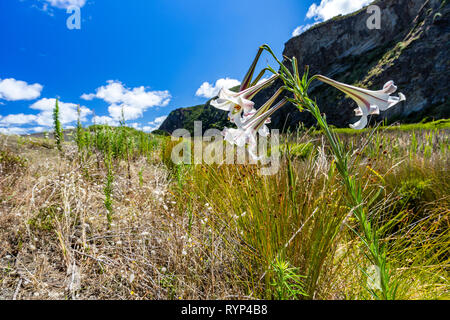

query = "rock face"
(159, 0), (449, 133)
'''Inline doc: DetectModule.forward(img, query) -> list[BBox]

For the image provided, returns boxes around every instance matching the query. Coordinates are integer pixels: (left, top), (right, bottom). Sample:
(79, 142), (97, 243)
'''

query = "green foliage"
(0, 149), (27, 174)
(71, 124), (160, 164)
(28, 205), (61, 232)
(85, 125), (159, 161)
(397, 178), (431, 210)
(138, 167), (144, 187)
(103, 127), (115, 227)
(53, 99), (64, 152)
(281, 142), (315, 159)
(159, 101), (234, 135)
(269, 257), (307, 300)
(159, 271), (178, 300)
(313, 119), (450, 136)
(75, 104), (85, 152)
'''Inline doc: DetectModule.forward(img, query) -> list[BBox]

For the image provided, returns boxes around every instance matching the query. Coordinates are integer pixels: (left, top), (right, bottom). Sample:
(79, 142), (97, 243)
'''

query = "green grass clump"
(281, 142), (315, 159)
(315, 119), (450, 135)
(0, 149), (27, 174)
(397, 178), (431, 210)
(28, 205), (61, 232)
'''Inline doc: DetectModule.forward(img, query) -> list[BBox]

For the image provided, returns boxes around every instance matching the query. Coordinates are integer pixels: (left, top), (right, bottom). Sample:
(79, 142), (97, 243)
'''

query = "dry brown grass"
(0, 135), (246, 300)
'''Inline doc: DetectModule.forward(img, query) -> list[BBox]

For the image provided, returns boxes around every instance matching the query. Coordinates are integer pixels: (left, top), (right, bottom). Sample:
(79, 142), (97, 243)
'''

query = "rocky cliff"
(159, 0), (449, 133)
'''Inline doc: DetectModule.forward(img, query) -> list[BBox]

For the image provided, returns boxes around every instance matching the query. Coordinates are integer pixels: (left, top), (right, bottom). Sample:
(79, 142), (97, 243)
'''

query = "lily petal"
(349, 115), (368, 130)
(316, 75), (406, 129)
(211, 76), (278, 122)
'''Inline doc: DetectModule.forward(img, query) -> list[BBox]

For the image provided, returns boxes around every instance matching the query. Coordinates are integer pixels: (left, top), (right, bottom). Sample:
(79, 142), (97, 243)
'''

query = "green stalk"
(53, 98), (64, 152)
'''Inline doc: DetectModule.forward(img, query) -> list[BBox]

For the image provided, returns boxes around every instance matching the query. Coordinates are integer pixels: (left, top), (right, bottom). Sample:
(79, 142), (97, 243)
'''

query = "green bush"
(0, 149), (27, 174)
(397, 178), (431, 210)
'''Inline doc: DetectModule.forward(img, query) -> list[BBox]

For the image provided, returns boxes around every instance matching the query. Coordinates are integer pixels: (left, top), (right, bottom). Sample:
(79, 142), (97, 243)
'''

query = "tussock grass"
(166, 127), (449, 299)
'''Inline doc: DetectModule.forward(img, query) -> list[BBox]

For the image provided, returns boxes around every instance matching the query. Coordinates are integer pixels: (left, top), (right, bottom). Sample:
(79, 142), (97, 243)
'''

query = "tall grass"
(165, 126), (448, 299)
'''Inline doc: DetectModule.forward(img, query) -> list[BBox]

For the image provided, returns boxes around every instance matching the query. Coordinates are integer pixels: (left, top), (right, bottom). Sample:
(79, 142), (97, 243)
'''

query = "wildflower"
(222, 98), (287, 160)
(211, 75), (278, 125)
(211, 47), (279, 125)
(161, 267), (167, 273)
(315, 75), (406, 129)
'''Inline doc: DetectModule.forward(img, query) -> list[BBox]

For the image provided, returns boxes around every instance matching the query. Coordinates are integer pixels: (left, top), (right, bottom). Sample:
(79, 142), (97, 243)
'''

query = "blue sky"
(0, 0), (372, 134)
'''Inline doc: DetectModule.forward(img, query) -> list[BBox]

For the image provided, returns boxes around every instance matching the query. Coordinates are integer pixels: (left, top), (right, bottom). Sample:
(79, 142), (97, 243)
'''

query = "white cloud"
(0, 127), (30, 135)
(30, 98), (91, 126)
(292, 24), (316, 37)
(0, 78), (43, 101)
(0, 98), (91, 135)
(152, 115), (168, 124)
(107, 104), (146, 122)
(82, 80), (171, 121)
(80, 93), (95, 100)
(0, 114), (37, 126)
(306, 0), (372, 22)
(195, 78), (241, 99)
(131, 116), (169, 133)
(143, 115), (168, 132)
(44, 0), (87, 9)
(92, 115), (119, 126)
(30, 127), (47, 133)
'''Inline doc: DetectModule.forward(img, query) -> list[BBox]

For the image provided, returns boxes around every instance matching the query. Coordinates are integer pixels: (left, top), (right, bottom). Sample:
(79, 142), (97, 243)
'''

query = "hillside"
(158, 102), (230, 134)
(159, 0), (449, 134)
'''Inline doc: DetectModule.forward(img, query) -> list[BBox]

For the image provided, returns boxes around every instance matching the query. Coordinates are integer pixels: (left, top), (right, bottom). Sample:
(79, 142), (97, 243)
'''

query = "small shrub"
(28, 205), (61, 232)
(0, 149), (27, 175)
(269, 257), (307, 300)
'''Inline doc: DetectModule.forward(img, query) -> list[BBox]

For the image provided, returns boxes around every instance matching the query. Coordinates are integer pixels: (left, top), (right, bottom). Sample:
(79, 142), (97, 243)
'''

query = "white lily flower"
(242, 108), (270, 137)
(222, 98), (287, 160)
(316, 75), (406, 130)
(211, 75), (279, 126)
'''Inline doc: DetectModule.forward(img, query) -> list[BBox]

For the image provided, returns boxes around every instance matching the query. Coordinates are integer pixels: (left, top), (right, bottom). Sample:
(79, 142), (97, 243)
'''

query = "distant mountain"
(158, 101), (230, 134)
(159, 0), (449, 134)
